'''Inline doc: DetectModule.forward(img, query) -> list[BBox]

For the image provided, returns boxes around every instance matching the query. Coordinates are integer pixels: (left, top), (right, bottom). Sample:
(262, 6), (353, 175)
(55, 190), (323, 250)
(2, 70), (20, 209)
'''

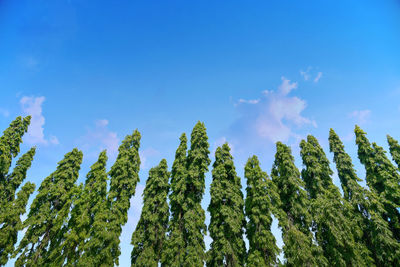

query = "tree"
(162, 133), (188, 266)
(106, 130), (141, 266)
(183, 121), (211, 266)
(271, 142), (325, 267)
(207, 143), (246, 267)
(15, 148), (83, 267)
(330, 129), (400, 265)
(0, 116), (31, 180)
(60, 150), (108, 266)
(131, 159), (170, 267)
(0, 116), (34, 265)
(245, 155), (279, 267)
(355, 126), (400, 241)
(387, 135), (400, 169)
(0, 182), (35, 265)
(300, 135), (371, 266)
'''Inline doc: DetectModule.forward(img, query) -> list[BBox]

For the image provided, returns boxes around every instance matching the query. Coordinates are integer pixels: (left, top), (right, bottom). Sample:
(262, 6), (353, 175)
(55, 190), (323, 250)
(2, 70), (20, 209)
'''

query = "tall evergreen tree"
(105, 130), (141, 266)
(60, 150), (108, 266)
(355, 126), (400, 241)
(0, 116), (34, 265)
(0, 182), (35, 265)
(300, 135), (371, 266)
(131, 159), (170, 267)
(183, 121), (210, 266)
(271, 142), (325, 266)
(387, 135), (400, 169)
(162, 133), (188, 266)
(15, 148), (83, 267)
(245, 155), (279, 267)
(207, 143), (246, 267)
(330, 129), (400, 265)
(0, 116), (31, 180)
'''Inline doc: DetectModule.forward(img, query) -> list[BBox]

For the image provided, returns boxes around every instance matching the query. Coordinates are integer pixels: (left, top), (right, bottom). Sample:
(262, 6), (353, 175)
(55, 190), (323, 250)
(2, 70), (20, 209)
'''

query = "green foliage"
(131, 159), (170, 267)
(300, 135), (371, 266)
(0, 116), (31, 178)
(162, 133), (188, 266)
(271, 142), (325, 267)
(0, 116), (35, 266)
(388, 135), (400, 168)
(355, 126), (400, 241)
(207, 143), (246, 267)
(105, 130), (141, 266)
(183, 121), (211, 267)
(15, 148), (83, 267)
(0, 182), (35, 265)
(330, 129), (400, 265)
(245, 155), (279, 267)
(60, 150), (108, 266)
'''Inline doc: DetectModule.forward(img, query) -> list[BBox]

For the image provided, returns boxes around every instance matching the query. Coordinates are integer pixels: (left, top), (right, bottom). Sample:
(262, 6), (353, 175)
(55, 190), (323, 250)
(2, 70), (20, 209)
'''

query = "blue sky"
(1, 0), (400, 266)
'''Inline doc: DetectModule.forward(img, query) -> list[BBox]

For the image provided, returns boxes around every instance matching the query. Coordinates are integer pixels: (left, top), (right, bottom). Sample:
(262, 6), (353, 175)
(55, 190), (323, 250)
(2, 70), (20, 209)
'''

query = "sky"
(1, 0), (400, 266)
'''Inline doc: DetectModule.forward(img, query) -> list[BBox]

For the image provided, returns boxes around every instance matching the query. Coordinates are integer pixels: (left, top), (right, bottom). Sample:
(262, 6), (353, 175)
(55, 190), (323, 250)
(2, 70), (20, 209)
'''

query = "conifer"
(183, 121), (210, 266)
(15, 148), (83, 267)
(207, 143), (246, 267)
(271, 142), (325, 266)
(245, 155), (279, 267)
(60, 150), (108, 266)
(162, 133), (188, 266)
(106, 130), (141, 266)
(0, 182), (35, 265)
(330, 129), (400, 265)
(131, 159), (170, 267)
(355, 126), (400, 241)
(387, 135), (400, 169)
(300, 135), (371, 266)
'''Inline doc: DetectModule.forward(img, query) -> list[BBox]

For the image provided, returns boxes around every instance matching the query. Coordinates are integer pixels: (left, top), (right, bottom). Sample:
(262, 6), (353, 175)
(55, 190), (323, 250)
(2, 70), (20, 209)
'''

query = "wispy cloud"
(230, 76), (316, 147)
(20, 96), (58, 145)
(78, 119), (119, 159)
(349, 109), (371, 125)
(139, 148), (161, 170)
(314, 72), (323, 83)
(300, 67), (312, 81)
(0, 108), (9, 117)
(238, 98), (260, 105)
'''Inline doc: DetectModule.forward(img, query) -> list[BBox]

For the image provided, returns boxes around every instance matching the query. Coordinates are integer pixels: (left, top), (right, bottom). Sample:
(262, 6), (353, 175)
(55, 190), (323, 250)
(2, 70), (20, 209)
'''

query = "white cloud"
(300, 67), (312, 81)
(139, 148), (161, 170)
(349, 110), (371, 125)
(278, 76), (298, 95)
(238, 98), (260, 105)
(78, 119), (119, 158)
(20, 96), (58, 145)
(230, 76), (316, 144)
(314, 72), (323, 83)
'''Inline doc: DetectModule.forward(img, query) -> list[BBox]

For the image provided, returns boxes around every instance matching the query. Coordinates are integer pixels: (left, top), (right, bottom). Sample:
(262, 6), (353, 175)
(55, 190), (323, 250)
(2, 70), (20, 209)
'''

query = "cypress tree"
(0, 116), (31, 180)
(15, 148), (83, 267)
(271, 142), (325, 266)
(183, 121), (210, 266)
(207, 143), (246, 267)
(106, 130), (141, 266)
(355, 126), (400, 241)
(300, 135), (371, 266)
(245, 155), (279, 267)
(162, 133), (188, 266)
(0, 182), (35, 265)
(387, 135), (400, 169)
(60, 150), (108, 266)
(131, 159), (170, 267)
(0, 116), (34, 265)
(330, 129), (400, 265)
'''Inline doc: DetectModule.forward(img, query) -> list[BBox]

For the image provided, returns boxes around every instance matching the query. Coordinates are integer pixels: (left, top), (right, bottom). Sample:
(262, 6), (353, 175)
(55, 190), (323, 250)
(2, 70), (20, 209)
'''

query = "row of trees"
(0, 116), (399, 266)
